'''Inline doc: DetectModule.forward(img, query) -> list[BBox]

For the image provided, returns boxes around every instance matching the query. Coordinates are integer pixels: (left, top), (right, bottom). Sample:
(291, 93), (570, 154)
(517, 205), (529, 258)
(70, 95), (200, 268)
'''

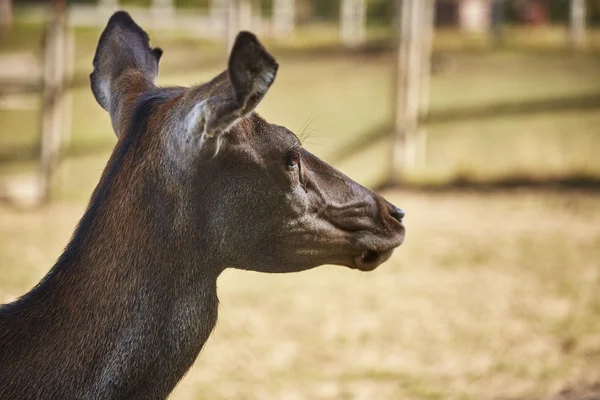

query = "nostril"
(390, 207), (405, 222)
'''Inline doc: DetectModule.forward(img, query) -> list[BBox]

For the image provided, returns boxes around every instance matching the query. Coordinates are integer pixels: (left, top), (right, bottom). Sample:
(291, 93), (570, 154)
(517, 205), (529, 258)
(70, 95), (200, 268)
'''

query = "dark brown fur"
(0, 12), (405, 399)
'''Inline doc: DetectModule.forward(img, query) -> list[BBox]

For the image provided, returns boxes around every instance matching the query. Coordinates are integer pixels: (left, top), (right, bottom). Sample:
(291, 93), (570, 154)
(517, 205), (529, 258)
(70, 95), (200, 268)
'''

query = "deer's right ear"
(183, 32), (278, 151)
(90, 11), (162, 128)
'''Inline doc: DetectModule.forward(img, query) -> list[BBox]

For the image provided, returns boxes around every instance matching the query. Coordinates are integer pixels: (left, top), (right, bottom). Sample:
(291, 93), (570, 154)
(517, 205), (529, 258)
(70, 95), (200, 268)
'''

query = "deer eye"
(285, 149), (301, 169)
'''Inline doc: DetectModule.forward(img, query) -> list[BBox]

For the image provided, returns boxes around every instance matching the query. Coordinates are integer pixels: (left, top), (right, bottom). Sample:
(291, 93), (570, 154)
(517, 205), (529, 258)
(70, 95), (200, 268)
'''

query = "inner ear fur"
(198, 31), (279, 141)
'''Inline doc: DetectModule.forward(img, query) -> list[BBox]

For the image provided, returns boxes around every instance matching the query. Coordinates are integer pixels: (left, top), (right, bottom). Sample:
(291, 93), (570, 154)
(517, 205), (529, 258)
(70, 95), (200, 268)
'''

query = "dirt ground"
(1, 188), (599, 400)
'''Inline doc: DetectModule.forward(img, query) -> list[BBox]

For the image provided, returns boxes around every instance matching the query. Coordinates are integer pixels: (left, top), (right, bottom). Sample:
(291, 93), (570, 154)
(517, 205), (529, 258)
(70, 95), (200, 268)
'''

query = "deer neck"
(53, 156), (221, 393)
(0, 146), (220, 399)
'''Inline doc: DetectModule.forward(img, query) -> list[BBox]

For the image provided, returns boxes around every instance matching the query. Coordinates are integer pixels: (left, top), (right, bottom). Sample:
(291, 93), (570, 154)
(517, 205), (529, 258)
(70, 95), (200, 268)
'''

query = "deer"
(0, 11), (405, 400)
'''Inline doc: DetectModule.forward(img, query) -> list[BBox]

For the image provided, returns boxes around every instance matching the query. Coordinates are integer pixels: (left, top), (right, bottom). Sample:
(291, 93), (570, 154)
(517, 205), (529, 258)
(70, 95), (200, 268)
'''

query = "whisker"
(296, 115), (315, 144)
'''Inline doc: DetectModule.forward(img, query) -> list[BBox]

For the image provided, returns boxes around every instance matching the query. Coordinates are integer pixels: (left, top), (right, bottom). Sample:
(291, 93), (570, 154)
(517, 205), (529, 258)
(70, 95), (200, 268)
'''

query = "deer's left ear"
(185, 32), (278, 145)
(90, 11), (162, 133)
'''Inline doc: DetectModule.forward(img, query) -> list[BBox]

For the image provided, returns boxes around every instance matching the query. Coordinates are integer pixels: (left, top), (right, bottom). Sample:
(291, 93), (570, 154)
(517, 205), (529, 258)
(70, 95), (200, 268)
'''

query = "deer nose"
(389, 205), (405, 223)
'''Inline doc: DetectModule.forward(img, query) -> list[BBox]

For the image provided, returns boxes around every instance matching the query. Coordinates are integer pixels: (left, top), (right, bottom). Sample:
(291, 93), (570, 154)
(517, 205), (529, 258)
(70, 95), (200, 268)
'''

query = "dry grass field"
(1, 186), (599, 400)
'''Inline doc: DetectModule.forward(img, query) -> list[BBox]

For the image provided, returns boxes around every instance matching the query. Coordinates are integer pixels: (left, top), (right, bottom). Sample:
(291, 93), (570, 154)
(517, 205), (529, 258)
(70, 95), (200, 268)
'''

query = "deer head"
(89, 11), (405, 275)
(0, 12), (408, 399)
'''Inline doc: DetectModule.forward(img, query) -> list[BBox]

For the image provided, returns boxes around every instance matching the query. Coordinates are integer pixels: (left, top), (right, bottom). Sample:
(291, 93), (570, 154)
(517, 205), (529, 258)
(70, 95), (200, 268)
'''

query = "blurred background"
(0, 0), (599, 399)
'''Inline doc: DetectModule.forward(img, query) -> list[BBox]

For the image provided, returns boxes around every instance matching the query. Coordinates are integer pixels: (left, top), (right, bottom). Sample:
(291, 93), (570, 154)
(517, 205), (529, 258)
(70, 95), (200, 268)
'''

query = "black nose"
(390, 206), (405, 222)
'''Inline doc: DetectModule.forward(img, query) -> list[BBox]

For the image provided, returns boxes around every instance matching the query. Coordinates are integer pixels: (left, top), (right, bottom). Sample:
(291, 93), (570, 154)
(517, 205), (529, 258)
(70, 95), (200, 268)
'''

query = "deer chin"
(352, 248), (395, 271)
(348, 224), (406, 271)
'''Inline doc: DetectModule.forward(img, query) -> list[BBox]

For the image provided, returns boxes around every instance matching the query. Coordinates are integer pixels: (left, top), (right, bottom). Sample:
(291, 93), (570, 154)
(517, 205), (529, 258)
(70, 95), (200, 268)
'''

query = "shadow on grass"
(0, 141), (114, 164)
(324, 119), (600, 192)
(522, 382), (600, 400)
(378, 175), (600, 193)
(327, 122), (392, 164)
(0, 144), (37, 164)
(424, 92), (600, 124)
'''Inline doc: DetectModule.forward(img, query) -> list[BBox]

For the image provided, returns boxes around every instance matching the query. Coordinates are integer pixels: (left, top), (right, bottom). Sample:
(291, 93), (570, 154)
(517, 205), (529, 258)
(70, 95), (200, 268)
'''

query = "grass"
(1, 188), (599, 399)
(173, 189), (600, 400)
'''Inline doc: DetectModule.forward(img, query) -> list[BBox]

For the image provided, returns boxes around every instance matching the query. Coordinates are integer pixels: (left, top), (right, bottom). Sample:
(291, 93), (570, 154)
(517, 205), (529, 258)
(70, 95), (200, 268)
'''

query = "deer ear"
(201, 32), (278, 139)
(228, 32), (278, 114)
(90, 11), (162, 115)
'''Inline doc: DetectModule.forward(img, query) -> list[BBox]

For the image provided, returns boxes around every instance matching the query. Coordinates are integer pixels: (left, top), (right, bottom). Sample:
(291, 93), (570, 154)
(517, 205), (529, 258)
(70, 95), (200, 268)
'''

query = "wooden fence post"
(98, 0), (118, 21)
(0, 0), (12, 33)
(152, 0), (174, 30)
(391, 0), (427, 184)
(226, 0), (252, 52)
(61, 25), (75, 155)
(210, 0), (228, 40)
(569, 0), (586, 48)
(273, 0), (294, 39)
(340, 0), (366, 47)
(226, 0), (238, 51)
(39, 0), (67, 202)
(419, 0), (434, 118)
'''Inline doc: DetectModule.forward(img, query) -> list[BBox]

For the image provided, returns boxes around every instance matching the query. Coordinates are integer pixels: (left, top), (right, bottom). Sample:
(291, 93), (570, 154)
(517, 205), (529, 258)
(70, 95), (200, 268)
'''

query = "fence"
(0, 0), (595, 206)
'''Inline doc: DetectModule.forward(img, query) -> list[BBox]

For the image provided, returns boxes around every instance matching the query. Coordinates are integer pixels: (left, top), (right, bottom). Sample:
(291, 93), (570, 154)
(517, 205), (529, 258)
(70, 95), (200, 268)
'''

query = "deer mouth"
(353, 248), (395, 271)
(350, 221), (405, 271)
